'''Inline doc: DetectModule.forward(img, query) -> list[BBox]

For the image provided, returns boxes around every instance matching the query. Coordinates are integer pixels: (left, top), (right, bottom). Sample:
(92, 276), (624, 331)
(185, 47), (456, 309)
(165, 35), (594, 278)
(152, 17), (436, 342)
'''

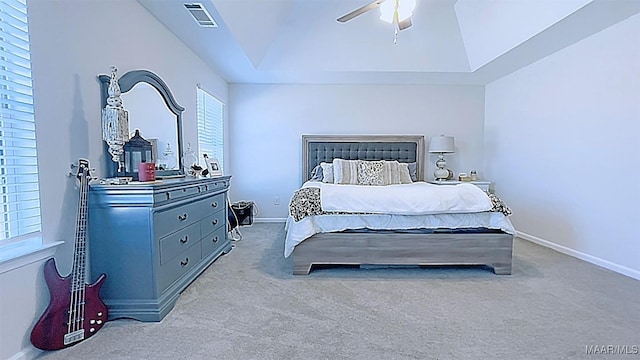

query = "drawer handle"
(178, 213), (188, 221)
(212, 236), (218, 243)
(180, 235), (189, 244)
(180, 258), (189, 267)
(212, 219), (218, 226)
(211, 201), (218, 208)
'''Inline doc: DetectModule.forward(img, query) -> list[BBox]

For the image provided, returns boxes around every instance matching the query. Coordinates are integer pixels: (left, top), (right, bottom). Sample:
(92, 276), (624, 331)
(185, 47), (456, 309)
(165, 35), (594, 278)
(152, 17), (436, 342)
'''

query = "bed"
(285, 135), (515, 275)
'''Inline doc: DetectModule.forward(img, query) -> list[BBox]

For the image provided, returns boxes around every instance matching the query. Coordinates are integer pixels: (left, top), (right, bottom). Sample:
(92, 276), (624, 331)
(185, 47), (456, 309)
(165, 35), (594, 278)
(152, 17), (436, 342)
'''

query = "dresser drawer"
(200, 179), (230, 194)
(200, 210), (226, 237)
(154, 201), (201, 238)
(154, 184), (201, 203)
(201, 226), (227, 259)
(195, 192), (225, 215)
(157, 243), (202, 292)
(158, 222), (200, 265)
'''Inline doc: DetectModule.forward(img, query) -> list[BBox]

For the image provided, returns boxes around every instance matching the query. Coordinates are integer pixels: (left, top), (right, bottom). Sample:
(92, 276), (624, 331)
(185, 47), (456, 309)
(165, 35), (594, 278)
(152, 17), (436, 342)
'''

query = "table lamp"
(428, 135), (455, 181)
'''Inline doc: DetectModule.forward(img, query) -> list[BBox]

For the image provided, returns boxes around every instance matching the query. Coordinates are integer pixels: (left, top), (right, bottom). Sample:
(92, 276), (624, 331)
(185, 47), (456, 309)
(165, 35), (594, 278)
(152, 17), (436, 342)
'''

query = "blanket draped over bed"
(289, 182), (512, 222)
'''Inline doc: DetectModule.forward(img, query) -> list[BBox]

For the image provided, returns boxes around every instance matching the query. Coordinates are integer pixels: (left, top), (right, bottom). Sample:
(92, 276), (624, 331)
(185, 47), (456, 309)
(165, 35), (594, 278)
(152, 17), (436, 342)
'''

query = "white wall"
(454, 0), (591, 70)
(0, 260), (49, 360)
(0, 1), (228, 359)
(484, 13), (640, 278)
(228, 84), (485, 219)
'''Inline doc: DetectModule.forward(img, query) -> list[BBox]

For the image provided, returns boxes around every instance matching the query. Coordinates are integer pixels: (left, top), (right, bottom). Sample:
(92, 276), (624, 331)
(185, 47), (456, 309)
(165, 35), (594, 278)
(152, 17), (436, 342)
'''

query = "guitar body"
(30, 258), (108, 350)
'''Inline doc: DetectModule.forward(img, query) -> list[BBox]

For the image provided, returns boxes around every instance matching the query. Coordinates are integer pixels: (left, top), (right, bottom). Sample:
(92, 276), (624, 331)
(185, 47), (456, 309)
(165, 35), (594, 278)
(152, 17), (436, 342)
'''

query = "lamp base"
(434, 168), (450, 181)
(433, 154), (451, 181)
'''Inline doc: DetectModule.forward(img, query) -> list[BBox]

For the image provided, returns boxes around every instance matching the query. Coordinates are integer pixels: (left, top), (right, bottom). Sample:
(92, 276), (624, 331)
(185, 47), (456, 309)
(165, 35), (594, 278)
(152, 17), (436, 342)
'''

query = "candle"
(138, 162), (156, 182)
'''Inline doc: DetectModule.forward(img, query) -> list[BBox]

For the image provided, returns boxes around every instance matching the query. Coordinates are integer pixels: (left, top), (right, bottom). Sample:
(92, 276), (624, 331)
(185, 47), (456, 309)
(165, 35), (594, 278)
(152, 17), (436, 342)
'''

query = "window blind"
(196, 87), (224, 172)
(0, 0), (41, 242)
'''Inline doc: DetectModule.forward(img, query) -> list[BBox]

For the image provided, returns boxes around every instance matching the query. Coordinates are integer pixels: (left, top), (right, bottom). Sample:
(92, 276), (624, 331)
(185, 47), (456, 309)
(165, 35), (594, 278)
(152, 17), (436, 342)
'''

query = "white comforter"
(284, 181), (516, 258)
(307, 181), (492, 215)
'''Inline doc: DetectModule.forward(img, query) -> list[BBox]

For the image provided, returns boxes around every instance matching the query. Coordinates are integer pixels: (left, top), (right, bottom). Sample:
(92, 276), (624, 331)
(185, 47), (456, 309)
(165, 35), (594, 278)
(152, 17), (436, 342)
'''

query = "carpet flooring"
(37, 222), (640, 359)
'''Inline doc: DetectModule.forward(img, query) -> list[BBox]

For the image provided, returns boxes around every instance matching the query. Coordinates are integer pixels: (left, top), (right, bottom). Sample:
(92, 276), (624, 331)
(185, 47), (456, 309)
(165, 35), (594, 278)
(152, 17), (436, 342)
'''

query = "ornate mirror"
(99, 69), (185, 178)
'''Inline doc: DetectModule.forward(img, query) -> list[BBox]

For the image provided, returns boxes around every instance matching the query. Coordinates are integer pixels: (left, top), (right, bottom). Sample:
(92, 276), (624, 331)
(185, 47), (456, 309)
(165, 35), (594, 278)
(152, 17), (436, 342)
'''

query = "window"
(0, 0), (41, 244)
(196, 87), (224, 172)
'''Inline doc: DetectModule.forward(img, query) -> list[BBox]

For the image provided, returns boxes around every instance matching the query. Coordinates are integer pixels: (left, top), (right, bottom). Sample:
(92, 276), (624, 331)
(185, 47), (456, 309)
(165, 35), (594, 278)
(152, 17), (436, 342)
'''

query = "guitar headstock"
(72, 159), (92, 181)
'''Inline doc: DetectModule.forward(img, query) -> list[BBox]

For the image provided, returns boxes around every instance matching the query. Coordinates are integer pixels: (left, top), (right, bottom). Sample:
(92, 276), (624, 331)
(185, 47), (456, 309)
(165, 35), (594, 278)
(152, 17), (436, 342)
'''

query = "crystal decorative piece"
(101, 66), (130, 172)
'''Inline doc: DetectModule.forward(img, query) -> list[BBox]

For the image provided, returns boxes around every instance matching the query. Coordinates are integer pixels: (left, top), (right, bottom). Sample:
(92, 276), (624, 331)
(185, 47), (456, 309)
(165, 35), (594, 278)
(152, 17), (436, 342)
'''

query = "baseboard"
(8, 347), (41, 360)
(254, 218), (286, 223)
(517, 231), (640, 281)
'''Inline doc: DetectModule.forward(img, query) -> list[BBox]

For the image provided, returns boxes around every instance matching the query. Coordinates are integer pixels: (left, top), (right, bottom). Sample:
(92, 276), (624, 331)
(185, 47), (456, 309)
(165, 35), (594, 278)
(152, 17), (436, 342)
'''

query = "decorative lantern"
(124, 129), (152, 180)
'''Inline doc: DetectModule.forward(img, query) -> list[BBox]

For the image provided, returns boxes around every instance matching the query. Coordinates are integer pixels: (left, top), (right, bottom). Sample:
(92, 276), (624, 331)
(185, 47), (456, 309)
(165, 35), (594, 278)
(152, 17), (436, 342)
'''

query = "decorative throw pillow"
(381, 160), (401, 185)
(320, 162), (334, 183)
(309, 164), (323, 181)
(332, 158), (359, 184)
(407, 162), (418, 182)
(398, 163), (413, 184)
(357, 160), (385, 185)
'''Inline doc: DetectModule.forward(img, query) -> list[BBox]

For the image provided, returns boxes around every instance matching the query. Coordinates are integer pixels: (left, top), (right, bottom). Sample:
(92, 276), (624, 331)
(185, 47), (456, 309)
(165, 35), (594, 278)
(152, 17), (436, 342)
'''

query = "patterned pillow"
(309, 165), (323, 181)
(332, 158), (359, 184)
(357, 160), (384, 185)
(320, 162), (334, 183)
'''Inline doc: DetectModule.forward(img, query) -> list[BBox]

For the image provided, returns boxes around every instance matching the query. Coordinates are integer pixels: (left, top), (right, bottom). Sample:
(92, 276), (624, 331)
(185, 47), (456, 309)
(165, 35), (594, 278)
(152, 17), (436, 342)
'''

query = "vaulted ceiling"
(138, 0), (640, 84)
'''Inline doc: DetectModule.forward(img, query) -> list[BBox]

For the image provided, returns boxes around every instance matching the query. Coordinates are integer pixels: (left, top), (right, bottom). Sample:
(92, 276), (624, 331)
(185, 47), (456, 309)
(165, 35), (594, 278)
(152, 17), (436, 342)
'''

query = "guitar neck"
(71, 168), (89, 289)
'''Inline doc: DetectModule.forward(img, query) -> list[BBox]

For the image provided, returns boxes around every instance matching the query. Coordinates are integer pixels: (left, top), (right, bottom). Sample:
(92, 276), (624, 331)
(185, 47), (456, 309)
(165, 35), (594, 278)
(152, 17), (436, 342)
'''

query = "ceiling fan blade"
(337, 0), (385, 23)
(398, 17), (412, 30)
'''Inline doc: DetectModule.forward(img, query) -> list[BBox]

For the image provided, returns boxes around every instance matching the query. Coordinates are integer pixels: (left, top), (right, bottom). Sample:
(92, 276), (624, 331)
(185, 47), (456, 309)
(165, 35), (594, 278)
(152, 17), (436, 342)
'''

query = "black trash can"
(231, 201), (254, 226)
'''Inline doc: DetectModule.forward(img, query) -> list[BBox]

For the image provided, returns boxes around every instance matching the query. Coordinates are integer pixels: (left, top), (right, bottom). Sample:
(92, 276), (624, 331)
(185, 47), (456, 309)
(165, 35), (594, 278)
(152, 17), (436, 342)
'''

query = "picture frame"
(206, 157), (223, 177)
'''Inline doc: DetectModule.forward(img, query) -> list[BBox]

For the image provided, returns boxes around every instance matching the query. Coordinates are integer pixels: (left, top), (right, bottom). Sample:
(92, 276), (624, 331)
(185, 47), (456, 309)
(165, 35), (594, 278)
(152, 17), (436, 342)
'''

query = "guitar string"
(69, 169), (81, 334)
(79, 169), (88, 332)
(77, 168), (88, 332)
(68, 166), (89, 335)
(68, 170), (79, 335)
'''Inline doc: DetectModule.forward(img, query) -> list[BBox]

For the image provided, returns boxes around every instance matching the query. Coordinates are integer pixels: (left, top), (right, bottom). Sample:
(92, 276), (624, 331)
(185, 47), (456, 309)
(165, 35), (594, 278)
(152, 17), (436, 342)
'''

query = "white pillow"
(320, 162), (334, 183)
(332, 158), (359, 184)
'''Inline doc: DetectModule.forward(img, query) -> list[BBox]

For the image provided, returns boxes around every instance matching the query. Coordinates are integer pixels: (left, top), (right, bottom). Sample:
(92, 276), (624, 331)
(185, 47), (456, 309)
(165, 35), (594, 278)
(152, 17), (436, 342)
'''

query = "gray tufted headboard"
(301, 135), (425, 183)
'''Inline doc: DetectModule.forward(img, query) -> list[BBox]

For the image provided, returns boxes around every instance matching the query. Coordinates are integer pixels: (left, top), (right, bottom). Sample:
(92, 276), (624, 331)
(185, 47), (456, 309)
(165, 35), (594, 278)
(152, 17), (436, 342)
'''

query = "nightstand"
(429, 180), (494, 193)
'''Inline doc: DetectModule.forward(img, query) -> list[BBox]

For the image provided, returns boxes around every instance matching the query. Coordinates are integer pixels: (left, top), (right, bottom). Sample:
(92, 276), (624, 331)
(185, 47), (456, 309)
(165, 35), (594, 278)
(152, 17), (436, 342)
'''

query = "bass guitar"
(31, 159), (108, 350)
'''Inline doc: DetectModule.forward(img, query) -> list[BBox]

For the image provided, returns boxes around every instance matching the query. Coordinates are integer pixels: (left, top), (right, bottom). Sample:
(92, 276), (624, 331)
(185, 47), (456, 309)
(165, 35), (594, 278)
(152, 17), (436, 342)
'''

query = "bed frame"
(291, 135), (513, 275)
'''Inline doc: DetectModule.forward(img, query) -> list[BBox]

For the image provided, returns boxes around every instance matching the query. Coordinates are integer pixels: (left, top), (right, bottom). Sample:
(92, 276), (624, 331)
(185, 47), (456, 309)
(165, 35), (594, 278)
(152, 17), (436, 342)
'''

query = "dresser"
(88, 176), (232, 322)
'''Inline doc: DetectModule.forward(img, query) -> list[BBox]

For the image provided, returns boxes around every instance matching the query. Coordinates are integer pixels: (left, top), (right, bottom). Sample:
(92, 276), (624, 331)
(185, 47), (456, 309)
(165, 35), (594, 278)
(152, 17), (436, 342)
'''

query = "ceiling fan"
(337, 0), (416, 43)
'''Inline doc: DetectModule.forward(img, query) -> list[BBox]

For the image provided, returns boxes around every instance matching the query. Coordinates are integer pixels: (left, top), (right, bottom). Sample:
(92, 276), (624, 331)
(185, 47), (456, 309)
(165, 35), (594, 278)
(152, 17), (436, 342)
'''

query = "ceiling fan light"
(379, 0), (416, 23)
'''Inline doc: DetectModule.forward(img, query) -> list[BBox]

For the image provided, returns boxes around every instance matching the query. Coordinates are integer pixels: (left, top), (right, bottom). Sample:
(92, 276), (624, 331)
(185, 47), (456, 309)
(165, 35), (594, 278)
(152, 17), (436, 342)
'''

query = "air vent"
(184, 3), (218, 28)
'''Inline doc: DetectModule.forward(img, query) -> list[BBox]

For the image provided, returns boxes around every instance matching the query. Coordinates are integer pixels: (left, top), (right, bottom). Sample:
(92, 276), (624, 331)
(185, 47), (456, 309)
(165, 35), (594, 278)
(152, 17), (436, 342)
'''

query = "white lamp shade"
(428, 135), (455, 153)
(379, 0), (416, 23)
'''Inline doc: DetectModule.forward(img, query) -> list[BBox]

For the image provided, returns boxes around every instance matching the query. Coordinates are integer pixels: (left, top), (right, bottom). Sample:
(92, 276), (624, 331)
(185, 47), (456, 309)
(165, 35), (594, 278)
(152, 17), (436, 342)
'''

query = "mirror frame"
(99, 69), (185, 178)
